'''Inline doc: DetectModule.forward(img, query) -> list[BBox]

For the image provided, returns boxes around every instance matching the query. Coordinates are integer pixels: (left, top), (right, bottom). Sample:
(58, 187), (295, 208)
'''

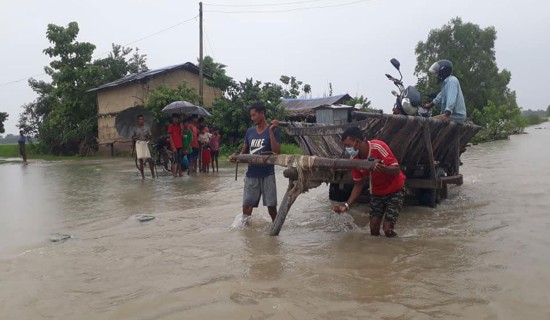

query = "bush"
(145, 84), (201, 135)
(471, 101), (526, 142)
(524, 114), (546, 126)
(281, 143), (302, 155)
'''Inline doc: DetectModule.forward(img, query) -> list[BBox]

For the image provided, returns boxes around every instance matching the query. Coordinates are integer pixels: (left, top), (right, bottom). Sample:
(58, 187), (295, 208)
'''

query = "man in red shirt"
(167, 114), (183, 177)
(333, 127), (406, 237)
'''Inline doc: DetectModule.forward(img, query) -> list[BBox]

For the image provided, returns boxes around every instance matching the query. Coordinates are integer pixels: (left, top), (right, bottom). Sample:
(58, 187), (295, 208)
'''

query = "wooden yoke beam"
(232, 154), (378, 171)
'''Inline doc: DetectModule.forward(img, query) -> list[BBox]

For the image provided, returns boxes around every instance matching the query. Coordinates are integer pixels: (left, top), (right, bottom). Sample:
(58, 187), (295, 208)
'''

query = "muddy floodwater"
(1, 125), (549, 320)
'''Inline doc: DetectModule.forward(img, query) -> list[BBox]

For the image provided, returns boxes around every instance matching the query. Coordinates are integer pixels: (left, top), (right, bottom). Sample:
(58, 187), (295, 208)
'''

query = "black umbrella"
(115, 106), (153, 139)
(161, 101), (212, 117)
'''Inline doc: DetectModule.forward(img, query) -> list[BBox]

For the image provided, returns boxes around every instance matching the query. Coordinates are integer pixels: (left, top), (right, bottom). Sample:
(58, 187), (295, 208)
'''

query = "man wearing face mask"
(333, 127), (406, 237)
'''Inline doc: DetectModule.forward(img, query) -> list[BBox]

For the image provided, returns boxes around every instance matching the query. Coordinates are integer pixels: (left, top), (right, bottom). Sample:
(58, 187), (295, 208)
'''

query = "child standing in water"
(201, 145), (212, 173)
(198, 127), (212, 173)
(210, 128), (221, 172)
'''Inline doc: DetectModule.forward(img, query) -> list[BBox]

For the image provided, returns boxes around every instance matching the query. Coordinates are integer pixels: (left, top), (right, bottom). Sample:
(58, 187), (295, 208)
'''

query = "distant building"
(89, 62), (222, 155)
(280, 94), (353, 124)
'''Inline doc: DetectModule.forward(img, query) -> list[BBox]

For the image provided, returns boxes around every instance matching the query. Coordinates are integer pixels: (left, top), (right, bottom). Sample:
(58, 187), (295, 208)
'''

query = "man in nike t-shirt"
(230, 103), (281, 223)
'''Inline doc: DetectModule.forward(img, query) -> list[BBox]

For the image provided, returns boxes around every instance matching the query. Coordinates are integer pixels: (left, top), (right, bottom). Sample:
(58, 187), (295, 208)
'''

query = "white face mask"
(345, 147), (358, 158)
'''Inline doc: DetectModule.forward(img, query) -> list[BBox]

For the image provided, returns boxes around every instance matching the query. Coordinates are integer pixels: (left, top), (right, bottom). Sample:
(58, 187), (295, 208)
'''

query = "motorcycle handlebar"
(385, 74), (403, 86)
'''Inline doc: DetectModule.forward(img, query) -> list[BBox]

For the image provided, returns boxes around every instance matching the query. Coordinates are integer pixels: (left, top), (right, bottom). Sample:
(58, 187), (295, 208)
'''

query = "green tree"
(195, 57), (310, 146)
(145, 83), (201, 132)
(92, 44), (148, 85)
(18, 22), (148, 154)
(348, 95), (376, 112)
(0, 133), (19, 144)
(546, 105), (550, 117)
(0, 112), (8, 134)
(210, 76), (307, 145)
(36, 22), (98, 154)
(18, 79), (53, 138)
(415, 18), (518, 113)
(471, 102), (526, 141)
(279, 75), (311, 98)
(201, 55), (233, 92)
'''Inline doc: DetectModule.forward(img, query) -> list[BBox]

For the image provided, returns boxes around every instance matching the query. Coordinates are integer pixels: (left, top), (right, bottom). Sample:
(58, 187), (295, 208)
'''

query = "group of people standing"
(132, 113), (221, 179)
(167, 114), (221, 177)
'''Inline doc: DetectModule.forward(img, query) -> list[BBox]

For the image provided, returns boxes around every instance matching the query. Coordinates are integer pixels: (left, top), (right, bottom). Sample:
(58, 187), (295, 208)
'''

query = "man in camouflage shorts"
(333, 127), (406, 237)
(370, 188), (405, 228)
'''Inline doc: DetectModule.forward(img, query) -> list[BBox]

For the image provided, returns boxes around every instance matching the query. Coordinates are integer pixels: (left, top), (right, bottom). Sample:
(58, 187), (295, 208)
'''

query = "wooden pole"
(270, 181), (300, 236)
(199, 2), (204, 105)
(233, 154), (378, 171)
(454, 125), (461, 176)
(422, 122), (437, 208)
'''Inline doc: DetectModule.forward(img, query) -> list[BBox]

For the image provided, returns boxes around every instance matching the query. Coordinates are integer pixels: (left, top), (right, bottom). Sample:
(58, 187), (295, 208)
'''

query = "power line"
(205, 0), (371, 13)
(0, 72), (48, 87)
(204, 0), (330, 7)
(122, 15), (198, 47)
(0, 15), (198, 88)
(204, 23), (216, 58)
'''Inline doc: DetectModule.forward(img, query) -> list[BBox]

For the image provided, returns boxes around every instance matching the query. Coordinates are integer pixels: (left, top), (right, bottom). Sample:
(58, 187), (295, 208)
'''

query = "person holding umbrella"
(189, 115), (200, 173)
(160, 101), (213, 174)
(181, 118), (194, 174)
(167, 114), (184, 177)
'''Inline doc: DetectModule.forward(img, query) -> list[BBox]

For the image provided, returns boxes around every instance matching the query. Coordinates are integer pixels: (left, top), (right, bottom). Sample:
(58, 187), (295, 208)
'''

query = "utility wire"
(121, 15), (198, 47)
(204, 0), (330, 7)
(0, 15), (198, 88)
(91, 15), (198, 58)
(206, 0), (370, 13)
(203, 23), (216, 58)
(0, 73), (47, 87)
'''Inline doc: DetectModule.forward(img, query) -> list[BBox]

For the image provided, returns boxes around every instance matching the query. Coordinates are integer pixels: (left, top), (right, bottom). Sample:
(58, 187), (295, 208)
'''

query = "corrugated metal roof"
(280, 94), (352, 111)
(88, 62), (206, 92)
(315, 104), (354, 110)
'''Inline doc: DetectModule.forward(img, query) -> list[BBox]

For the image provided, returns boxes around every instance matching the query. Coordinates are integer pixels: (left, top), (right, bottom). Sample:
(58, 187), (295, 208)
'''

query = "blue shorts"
(172, 148), (183, 164)
(189, 147), (200, 161)
(243, 174), (277, 207)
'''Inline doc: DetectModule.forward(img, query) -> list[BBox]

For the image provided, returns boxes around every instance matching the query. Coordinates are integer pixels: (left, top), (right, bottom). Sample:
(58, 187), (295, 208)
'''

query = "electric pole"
(199, 2), (204, 105)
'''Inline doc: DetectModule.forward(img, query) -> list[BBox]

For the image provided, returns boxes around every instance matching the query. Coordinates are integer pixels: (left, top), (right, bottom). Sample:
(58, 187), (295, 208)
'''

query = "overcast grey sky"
(1, 0), (549, 135)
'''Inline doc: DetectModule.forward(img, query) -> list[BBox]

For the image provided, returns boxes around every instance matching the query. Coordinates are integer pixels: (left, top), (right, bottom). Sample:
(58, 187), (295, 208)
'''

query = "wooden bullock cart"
(234, 113), (481, 236)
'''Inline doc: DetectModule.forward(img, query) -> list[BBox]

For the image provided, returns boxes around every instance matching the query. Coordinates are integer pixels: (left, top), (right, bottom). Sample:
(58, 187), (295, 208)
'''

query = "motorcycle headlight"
(401, 98), (418, 116)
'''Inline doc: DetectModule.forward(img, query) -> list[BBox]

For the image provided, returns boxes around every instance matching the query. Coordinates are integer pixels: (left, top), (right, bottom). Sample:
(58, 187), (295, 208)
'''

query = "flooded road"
(1, 124), (549, 319)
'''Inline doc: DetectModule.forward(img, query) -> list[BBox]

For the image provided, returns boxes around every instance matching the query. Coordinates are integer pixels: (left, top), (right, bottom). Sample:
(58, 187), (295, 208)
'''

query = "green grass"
(281, 143), (303, 155)
(1, 142), (303, 163)
(0, 144), (19, 158)
(0, 144), (101, 161)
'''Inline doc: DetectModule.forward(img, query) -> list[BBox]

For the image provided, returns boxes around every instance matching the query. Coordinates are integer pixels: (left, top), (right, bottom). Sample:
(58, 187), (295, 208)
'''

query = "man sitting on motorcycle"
(423, 60), (467, 124)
